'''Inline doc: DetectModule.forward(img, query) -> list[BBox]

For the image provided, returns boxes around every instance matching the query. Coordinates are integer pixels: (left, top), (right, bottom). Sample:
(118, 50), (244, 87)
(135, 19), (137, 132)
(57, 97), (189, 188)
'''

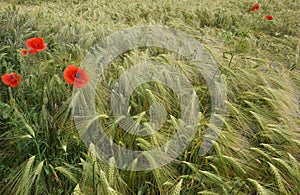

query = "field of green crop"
(0, 0), (299, 194)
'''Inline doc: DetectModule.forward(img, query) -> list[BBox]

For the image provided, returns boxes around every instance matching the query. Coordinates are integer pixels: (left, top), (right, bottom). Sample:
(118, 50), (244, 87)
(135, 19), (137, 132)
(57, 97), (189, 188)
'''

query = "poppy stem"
(8, 87), (15, 105)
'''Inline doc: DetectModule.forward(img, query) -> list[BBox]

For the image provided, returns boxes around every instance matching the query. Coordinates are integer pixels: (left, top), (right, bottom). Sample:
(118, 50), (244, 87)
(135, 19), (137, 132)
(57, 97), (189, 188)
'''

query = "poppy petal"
(21, 49), (28, 56)
(74, 69), (89, 88)
(264, 15), (273, 20)
(26, 37), (47, 51)
(64, 65), (78, 84)
(1, 73), (21, 88)
(29, 49), (40, 54)
(63, 65), (89, 88)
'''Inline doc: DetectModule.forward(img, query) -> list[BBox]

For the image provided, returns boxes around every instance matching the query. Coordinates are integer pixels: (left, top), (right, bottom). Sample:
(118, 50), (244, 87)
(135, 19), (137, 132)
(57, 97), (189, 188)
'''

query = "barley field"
(0, 0), (299, 194)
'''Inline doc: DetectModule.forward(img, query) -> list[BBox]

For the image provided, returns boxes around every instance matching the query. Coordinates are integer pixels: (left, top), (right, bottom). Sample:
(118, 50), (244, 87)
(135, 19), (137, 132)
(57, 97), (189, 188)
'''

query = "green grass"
(0, 0), (299, 194)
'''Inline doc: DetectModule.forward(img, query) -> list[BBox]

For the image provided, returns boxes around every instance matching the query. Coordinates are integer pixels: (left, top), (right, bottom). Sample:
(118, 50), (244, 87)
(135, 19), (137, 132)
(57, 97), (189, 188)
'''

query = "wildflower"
(25, 37), (47, 54)
(264, 15), (273, 20)
(1, 72), (21, 88)
(250, 3), (259, 11)
(63, 64), (89, 88)
(20, 49), (28, 56)
(253, 3), (259, 10)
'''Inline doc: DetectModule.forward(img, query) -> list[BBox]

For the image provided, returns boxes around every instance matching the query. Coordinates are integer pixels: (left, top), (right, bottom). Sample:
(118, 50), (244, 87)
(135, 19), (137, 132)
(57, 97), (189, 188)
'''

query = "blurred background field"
(0, 0), (299, 194)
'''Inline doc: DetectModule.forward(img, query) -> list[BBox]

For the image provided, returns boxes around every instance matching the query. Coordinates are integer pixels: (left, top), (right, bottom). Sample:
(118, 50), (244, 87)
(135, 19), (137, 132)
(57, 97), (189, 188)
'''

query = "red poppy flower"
(250, 3), (259, 11)
(264, 15), (273, 20)
(1, 73), (21, 88)
(253, 3), (259, 10)
(63, 64), (89, 88)
(20, 49), (28, 56)
(25, 37), (47, 54)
